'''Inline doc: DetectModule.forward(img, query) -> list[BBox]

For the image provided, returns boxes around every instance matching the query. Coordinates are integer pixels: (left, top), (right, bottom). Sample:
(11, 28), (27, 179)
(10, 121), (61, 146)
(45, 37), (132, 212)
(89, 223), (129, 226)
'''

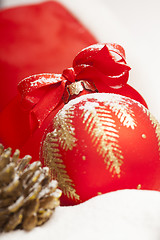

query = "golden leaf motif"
(54, 106), (77, 151)
(81, 104), (123, 177)
(43, 107), (80, 201)
(109, 101), (137, 129)
(144, 108), (160, 154)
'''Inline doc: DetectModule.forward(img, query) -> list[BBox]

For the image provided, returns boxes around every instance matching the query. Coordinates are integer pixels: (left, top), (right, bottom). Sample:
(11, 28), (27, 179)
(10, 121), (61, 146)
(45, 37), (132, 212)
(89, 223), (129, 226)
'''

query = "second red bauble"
(41, 93), (160, 205)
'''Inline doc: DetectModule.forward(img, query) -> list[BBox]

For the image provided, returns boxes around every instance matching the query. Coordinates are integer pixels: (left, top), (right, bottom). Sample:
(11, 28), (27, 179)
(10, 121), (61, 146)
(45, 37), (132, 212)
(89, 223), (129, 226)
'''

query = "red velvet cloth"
(0, 1), (97, 160)
(0, 1), (97, 111)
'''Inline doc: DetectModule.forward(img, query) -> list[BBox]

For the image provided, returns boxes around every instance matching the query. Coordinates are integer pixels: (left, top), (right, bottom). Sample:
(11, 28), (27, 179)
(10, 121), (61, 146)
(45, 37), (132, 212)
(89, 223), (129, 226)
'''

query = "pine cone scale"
(8, 196), (25, 213)
(1, 177), (20, 197)
(37, 209), (53, 226)
(0, 148), (11, 170)
(25, 170), (42, 194)
(0, 208), (9, 217)
(17, 155), (32, 172)
(0, 198), (13, 208)
(25, 185), (42, 203)
(4, 209), (23, 232)
(0, 163), (15, 184)
(22, 213), (37, 231)
(25, 199), (39, 216)
(0, 144), (4, 155)
(40, 195), (58, 209)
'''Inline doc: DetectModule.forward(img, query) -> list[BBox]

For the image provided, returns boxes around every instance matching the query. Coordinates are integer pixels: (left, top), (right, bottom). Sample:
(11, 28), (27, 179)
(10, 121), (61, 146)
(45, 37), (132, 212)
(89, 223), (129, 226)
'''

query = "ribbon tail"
(29, 81), (66, 133)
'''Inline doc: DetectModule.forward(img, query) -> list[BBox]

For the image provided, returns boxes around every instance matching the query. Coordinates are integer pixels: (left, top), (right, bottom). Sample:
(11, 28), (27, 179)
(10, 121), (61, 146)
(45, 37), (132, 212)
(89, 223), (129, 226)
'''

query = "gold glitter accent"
(63, 80), (97, 103)
(81, 105), (123, 177)
(137, 184), (141, 189)
(142, 134), (146, 139)
(150, 115), (160, 152)
(97, 192), (102, 195)
(43, 107), (80, 201)
(145, 108), (160, 155)
(109, 102), (137, 129)
(54, 106), (77, 151)
(82, 156), (86, 161)
(68, 81), (84, 95)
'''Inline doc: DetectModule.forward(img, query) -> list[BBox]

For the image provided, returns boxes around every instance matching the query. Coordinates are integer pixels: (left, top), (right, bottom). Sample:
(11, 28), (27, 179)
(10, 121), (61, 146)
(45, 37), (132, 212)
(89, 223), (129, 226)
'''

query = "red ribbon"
(18, 43), (130, 133)
(73, 43), (131, 90)
(18, 73), (67, 132)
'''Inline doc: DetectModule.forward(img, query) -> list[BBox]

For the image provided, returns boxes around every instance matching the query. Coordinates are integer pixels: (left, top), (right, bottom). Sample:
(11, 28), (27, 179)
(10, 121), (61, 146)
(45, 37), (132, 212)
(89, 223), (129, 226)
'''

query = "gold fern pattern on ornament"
(81, 104), (123, 177)
(109, 101), (137, 129)
(54, 106), (77, 151)
(43, 130), (80, 201)
(144, 108), (160, 155)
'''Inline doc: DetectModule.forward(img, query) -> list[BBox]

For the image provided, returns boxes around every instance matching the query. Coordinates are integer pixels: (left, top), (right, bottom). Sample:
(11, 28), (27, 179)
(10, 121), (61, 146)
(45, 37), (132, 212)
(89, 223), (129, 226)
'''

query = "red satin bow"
(18, 73), (67, 132)
(73, 43), (131, 90)
(18, 43), (130, 132)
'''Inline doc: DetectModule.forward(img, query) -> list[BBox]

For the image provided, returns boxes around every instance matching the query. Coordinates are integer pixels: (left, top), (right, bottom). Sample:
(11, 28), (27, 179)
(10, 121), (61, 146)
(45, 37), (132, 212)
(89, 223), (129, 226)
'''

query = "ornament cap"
(63, 80), (97, 103)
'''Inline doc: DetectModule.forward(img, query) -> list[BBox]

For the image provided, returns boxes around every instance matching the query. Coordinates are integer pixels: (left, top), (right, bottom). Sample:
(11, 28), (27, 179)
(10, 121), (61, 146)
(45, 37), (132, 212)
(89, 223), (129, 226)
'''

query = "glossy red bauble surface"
(41, 93), (160, 205)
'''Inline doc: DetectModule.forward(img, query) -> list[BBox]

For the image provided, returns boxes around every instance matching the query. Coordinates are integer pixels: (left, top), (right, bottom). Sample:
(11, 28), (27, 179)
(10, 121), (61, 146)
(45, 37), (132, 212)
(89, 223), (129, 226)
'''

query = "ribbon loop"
(18, 73), (64, 97)
(18, 43), (131, 133)
(62, 67), (76, 83)
(18, 73), (67, 131)
(73, 43), (131, 87)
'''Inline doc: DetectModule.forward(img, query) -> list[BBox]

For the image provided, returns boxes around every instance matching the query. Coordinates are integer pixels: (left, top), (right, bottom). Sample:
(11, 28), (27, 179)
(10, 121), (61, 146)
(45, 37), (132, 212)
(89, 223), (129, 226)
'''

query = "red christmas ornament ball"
(41, 93), (160, 205)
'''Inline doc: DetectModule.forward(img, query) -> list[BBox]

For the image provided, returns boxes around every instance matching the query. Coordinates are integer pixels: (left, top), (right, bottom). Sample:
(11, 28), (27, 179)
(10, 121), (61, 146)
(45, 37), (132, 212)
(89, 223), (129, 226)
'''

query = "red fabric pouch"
(0, 1), (97, 160)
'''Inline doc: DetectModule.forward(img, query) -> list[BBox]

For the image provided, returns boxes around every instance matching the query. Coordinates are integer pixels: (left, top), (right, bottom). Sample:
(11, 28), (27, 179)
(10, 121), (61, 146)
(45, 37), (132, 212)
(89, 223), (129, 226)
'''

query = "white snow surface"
(1, 190), (160, 240)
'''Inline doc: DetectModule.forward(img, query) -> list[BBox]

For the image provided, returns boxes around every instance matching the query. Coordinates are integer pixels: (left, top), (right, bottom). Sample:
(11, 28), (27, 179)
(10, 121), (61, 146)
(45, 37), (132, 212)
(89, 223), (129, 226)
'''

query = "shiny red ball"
(41, 93), (160, 205)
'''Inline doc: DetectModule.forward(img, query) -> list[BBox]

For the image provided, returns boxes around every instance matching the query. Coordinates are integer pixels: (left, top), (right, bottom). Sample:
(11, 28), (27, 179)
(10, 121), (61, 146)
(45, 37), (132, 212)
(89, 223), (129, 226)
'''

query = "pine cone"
(0, 144), (61, 232)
